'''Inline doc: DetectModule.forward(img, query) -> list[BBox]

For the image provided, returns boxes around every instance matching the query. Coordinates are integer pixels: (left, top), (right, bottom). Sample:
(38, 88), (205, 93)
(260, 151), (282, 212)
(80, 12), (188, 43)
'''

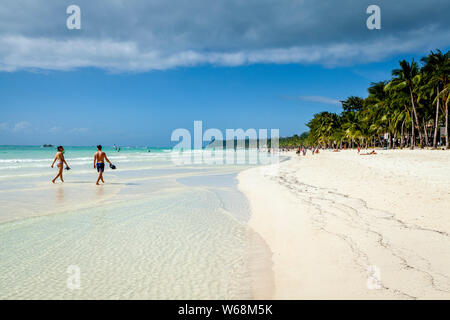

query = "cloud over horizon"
(0, 121), (31, 132)
(0, 0), (449, 72)
(296, 96), (341, 105)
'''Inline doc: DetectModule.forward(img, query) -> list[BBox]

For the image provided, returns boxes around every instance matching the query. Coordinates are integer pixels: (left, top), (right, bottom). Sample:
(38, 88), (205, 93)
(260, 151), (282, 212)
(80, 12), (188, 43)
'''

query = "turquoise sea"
(0, 145), (274, 299)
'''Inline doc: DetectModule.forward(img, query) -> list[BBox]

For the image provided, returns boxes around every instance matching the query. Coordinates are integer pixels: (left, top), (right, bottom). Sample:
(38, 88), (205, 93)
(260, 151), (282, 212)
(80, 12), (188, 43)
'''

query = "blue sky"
(0, 55), (418, 146)
(0, 0), (449, 146)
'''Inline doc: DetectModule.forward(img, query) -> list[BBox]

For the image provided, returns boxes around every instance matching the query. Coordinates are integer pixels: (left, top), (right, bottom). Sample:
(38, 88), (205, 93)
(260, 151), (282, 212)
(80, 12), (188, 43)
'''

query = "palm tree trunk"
(411, 111), (415, 149)
(446, 99), (449, 149)
(423, 118), (429, 147)
(400, 120), (405, 149)
(409, 88), (423, 146)
(433, 86), (440, 148)
(393, 130), (397, 149)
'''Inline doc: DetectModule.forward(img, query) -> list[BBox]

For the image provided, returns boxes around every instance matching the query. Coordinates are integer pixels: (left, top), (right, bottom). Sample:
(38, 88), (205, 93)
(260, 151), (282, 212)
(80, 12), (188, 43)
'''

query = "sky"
(0, 0), (449, 146)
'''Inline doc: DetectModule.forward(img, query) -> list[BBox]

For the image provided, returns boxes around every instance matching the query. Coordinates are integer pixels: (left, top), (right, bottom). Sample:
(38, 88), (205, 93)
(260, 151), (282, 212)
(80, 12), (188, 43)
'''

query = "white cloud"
(49, 126), (62, 133)
(0, 122), (9, 131)
(0, 27), (448, 72)
(12, 121), (30, 132)
(296, 96), (341, 105)
(0, 121), (31, 132)
(70, 127), (89, 134)
(0, 1), (448, 72)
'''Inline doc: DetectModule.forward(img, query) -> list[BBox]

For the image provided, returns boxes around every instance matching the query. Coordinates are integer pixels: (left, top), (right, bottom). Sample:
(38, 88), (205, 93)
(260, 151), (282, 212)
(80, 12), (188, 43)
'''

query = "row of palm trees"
(305, 49), (449, 150)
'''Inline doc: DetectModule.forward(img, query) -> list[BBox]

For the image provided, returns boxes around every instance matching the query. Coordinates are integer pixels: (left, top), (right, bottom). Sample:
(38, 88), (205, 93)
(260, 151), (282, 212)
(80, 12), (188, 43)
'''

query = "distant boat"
(41, 144), (54, 148)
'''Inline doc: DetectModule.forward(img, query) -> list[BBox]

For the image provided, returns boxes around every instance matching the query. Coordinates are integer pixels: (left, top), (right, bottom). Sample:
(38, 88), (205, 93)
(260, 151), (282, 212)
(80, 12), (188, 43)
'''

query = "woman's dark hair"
(97, 145), (102, 150)
(57, 146), (63, 151)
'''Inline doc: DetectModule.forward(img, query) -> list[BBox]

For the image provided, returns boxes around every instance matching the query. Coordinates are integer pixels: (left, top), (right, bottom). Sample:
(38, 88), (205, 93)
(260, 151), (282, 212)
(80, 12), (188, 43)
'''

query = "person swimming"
(51, 146), (70, 183)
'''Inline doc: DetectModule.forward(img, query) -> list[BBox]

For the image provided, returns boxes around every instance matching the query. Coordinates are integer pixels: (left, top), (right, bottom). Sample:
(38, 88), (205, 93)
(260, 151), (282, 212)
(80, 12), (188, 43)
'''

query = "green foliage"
(279, 132), (309, 147)
(282, 49), (450, 149)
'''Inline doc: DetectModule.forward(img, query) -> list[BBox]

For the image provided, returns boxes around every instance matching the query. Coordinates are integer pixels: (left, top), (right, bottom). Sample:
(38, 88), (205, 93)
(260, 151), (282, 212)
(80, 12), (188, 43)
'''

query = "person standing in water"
(93, 145), (112, 185)
(51, 146), (70, 183)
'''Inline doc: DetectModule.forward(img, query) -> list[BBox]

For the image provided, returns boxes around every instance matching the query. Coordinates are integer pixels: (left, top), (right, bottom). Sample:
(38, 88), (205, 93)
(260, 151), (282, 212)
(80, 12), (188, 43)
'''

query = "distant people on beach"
(94, 145), (112, 185)
(51, 146), (70, 183)
(360, 150), (377, 155)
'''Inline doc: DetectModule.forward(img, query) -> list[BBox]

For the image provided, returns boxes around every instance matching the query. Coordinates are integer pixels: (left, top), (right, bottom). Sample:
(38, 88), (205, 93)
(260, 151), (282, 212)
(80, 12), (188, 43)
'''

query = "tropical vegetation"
(281, 50), (450, 149)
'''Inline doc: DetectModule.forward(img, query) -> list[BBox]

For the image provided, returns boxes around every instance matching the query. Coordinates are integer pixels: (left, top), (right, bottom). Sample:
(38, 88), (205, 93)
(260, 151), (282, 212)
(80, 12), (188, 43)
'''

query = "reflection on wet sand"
(56, 185), (64, 202)
(96, 184), (104, 198)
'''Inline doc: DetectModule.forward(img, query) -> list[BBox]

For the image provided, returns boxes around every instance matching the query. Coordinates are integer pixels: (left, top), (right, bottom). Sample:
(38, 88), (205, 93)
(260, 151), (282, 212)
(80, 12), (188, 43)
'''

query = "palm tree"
(341, 96), (364, 112)
(384, 81), (411, 148)
(389, 60), (422, 148)
(441, 82), (450, 148)
(416, 73), (434, 147)
(421, 50), (450, 148)
(367, 81), (391, 147)
(284, 49), (448, 150)
(341, 109), (361, 148)
(306, 112), (339, 148)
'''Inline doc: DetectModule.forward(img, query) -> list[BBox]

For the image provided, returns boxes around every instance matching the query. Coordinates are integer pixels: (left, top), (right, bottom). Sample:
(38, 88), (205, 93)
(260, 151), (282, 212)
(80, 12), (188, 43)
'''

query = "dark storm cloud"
(0, 0), (448, 71)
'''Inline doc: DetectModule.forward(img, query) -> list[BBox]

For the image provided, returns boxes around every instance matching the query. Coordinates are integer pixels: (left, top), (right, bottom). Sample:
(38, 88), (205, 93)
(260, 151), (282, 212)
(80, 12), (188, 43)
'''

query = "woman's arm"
(62, 155), (69, 167)
(51, 156), (56, 168)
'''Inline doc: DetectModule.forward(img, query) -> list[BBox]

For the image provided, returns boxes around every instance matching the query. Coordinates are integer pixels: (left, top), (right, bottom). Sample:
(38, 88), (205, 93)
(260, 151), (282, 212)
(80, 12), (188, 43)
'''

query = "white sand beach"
(238, 150), (450, 299)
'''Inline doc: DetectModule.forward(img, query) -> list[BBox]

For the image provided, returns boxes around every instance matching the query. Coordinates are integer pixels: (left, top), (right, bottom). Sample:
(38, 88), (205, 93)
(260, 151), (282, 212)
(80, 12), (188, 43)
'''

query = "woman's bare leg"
(52, 165), (63, 183)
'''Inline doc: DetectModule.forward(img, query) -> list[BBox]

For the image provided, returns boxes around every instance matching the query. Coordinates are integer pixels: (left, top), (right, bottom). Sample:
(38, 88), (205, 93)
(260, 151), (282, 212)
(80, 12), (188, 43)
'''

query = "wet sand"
(0, 150), (270, 299)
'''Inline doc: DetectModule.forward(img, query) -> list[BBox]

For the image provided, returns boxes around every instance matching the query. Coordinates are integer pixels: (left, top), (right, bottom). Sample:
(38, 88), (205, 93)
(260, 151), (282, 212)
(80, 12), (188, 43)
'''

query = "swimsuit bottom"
(96, 162), (105, 172)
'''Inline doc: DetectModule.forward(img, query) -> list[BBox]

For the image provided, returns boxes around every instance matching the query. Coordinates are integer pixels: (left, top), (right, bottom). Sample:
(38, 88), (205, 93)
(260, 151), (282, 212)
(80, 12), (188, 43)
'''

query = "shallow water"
(0, 146), (275, 299)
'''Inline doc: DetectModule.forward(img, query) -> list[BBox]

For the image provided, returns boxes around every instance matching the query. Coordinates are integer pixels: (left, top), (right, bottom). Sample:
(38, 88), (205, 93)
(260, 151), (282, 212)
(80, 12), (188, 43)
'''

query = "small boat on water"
(41, 144), (54, 148)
